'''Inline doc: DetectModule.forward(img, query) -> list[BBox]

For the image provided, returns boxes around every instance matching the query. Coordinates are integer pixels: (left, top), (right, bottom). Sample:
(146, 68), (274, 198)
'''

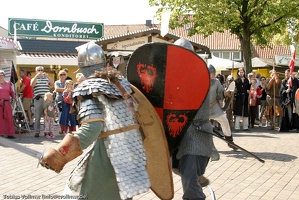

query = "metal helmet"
(174, 38), (194, 52)
(77, 42), (106, 77)
(208, 64), (216, 74)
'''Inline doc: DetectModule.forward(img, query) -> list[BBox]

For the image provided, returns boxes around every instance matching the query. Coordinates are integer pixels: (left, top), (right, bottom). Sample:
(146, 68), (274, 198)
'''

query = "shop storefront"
(0, 37), (19, 82)
(6, 18), (211, 85)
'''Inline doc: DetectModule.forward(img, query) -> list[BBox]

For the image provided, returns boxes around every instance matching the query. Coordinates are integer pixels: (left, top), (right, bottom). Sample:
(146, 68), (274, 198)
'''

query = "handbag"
(56, 101), (63, 112)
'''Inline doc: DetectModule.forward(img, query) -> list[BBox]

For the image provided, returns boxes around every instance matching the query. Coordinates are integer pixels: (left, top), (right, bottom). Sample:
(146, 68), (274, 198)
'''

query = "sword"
(199, 128), (265, 163)
(0, 136), (44, 167)
(213, 129), (265, 163)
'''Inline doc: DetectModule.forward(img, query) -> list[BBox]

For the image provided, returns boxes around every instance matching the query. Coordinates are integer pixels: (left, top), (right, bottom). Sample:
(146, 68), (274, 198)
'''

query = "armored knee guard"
(40, 133), (83, 173)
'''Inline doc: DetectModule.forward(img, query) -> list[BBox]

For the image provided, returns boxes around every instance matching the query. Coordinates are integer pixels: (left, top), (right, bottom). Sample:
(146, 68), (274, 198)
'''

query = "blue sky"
(0, 0), (159, 29)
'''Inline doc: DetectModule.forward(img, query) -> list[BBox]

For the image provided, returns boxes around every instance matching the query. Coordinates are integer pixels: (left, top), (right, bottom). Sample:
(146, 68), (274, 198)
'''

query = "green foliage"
(151, 0), (299, 42)
(149, 0), (299, 71)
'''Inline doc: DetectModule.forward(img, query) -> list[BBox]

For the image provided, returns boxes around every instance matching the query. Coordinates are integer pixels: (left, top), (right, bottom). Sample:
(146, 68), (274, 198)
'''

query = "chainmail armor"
(80, 63), (105, 78)
(177, 96), (218, 160)
(72, 76), (150, 199)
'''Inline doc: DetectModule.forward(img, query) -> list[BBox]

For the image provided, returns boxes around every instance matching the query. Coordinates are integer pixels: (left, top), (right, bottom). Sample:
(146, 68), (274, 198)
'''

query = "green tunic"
(67, 121), (122, 200)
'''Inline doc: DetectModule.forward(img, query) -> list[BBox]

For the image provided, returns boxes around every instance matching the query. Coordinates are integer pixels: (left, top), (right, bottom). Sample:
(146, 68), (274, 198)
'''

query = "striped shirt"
(33, 77), (50, 98)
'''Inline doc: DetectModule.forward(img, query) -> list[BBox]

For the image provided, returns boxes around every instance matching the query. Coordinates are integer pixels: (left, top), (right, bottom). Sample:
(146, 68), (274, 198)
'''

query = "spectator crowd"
(0, 67), (85, 139)
(215, 67), (299, 133)
(1, 65), (298, 140)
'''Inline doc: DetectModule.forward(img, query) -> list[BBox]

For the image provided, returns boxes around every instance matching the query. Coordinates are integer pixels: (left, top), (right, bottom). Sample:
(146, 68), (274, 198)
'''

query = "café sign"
(8, 18), (103, 39)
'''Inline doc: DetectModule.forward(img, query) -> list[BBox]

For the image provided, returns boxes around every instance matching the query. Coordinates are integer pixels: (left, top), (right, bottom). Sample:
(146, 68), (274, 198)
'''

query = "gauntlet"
(40, 134), (83, 173)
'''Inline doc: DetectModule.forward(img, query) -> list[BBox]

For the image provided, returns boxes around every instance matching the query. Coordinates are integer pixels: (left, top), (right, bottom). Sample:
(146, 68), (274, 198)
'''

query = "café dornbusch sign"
(8, 18), (103, 39)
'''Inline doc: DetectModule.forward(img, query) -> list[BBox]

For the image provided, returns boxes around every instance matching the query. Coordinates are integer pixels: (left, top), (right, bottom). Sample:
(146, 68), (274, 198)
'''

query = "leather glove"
(40, 134), (83, 173)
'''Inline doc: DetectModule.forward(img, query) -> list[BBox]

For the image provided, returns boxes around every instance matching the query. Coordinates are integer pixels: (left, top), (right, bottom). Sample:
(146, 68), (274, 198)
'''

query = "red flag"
(289, 48), (296, 87)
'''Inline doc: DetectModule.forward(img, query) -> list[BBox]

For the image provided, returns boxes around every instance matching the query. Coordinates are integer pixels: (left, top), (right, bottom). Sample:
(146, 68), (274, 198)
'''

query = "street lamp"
(50, 65), (61, 80)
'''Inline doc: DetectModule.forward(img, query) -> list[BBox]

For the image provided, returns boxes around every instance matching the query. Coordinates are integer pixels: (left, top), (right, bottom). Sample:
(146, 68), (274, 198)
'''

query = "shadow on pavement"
(12, 133), (64, 145)
(233, 133), (277, 138)
(219, 150), (297, 162)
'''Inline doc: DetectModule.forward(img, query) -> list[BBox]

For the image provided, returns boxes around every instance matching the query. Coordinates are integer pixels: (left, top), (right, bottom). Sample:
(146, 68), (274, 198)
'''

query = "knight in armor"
(174, 38), (219, 199)
(208, 64), (236, 150)
(40, 42), (150, 200)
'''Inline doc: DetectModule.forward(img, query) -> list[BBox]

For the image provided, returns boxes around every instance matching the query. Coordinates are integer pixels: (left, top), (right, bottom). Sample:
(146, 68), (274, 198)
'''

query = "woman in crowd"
(249, 78), (262, 128)
(59, 80), (77, 134)
(234, 67), (250, 131)
(54, 70), (67, 128)
(0, 70), (16, 138)
(258, 76), (269, 126)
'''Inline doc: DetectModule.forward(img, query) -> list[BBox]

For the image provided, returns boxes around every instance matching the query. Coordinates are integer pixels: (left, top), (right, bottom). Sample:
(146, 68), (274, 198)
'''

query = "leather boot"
(198, 175), (210, 187)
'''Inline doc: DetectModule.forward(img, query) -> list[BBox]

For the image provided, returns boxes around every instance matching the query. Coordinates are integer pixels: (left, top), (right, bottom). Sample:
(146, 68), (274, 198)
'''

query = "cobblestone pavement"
(1, 126), (299, 200)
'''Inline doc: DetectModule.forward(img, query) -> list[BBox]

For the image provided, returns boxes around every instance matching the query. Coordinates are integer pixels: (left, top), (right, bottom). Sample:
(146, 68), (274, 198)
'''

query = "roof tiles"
(17, 24), (290, 59)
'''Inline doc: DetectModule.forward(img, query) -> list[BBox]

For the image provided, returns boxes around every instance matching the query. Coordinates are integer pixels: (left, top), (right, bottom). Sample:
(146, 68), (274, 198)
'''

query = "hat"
(227, 75), (233, 81)
(0, 70), (5, 76)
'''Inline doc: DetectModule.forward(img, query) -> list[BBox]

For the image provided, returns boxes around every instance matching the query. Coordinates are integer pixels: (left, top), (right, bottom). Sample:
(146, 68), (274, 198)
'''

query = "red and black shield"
(127, 43), (210, 155)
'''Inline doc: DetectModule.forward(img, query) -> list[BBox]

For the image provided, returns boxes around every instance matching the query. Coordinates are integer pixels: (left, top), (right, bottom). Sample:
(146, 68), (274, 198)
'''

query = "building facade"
(1, 21), (293, 85)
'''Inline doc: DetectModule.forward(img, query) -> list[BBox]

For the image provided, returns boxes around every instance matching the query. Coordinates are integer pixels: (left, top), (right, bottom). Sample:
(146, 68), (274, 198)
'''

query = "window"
(232, 52), (241, 60)
(211, 51), (242, 61)
(222, 52), (230, 59)
(213, 52), (220, 58)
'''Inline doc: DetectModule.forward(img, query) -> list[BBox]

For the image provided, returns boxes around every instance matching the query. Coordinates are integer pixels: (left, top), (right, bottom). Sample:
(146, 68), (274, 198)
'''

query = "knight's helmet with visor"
(77, 42), (106, 77)
(173, 37), (194, 52)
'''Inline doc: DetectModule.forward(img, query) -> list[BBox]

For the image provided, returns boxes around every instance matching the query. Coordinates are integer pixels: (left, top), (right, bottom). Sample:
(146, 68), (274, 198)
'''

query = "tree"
(149, 0), (299, 73)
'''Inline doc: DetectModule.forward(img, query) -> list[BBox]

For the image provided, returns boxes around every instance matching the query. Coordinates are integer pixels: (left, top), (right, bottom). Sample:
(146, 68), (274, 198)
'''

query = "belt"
(0, 99), (8, 118)
(35, 95), (44, 100)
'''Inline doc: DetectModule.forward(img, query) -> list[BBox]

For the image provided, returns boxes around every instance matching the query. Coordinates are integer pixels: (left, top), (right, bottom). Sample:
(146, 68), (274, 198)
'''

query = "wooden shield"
(131, 85), (174, 200)
(127, 43), (210, 156)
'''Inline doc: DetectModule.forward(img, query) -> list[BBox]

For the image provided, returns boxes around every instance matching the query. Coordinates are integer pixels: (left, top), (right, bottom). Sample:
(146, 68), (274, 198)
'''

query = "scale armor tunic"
(71, 77), (150, 199)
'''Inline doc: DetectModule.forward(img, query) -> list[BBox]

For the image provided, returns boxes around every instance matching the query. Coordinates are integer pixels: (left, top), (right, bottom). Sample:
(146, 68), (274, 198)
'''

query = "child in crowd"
(74, 72), (85, 88)
(59, 80), (77, 134)
(43, 92), (55, 138)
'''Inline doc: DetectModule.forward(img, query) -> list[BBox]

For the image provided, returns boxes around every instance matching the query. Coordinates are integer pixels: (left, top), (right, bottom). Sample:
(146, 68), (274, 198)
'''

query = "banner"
(289, 46), (296, 86)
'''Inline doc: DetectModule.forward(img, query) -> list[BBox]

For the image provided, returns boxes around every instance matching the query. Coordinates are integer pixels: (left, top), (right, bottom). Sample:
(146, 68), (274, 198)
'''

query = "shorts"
(22, 98), (33, 111)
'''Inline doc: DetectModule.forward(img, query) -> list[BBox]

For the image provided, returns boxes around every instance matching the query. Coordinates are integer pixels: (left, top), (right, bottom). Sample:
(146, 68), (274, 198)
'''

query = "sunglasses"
(37, 69), (44, 71)
(60, 74), (66, 76)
